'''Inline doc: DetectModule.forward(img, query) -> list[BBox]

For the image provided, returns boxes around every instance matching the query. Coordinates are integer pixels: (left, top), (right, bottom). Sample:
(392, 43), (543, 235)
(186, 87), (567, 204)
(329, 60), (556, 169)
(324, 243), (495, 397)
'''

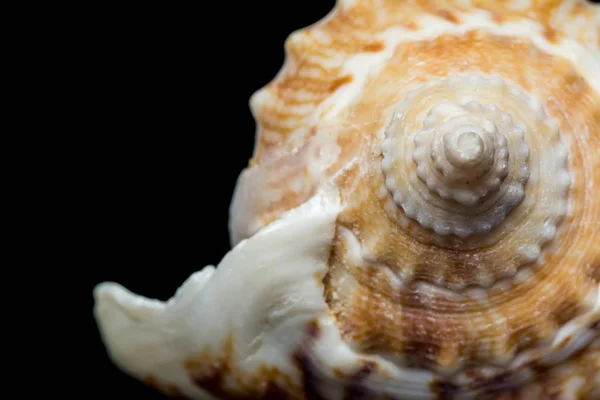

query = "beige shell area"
(226, 0), (600, 395)
(324, 29), (600, 372)
(231, 0), (599, 243)
(252, 0), (599, 159)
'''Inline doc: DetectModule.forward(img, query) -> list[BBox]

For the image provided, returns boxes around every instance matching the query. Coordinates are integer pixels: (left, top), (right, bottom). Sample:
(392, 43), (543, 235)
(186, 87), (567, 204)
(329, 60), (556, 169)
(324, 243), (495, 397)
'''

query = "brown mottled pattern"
(343, 362), (376, 400)
(178, 320), (396, 400)
(324, 31), (599, 378)
(551, 299), (587, 326)
(144, 375), (187, 398)
(335, 31), (599, 288)
(241, 0), (598, 241)
(430, 380), (459, 400)
(589, 257), (600, 283)
(434, 9), (461, 24)
(223, 0), (599, 398)
(362, 41), (385, 52)
(433, 339), (600, 398)
(184, 335), (298, 399)
(252, 0), (597, 157)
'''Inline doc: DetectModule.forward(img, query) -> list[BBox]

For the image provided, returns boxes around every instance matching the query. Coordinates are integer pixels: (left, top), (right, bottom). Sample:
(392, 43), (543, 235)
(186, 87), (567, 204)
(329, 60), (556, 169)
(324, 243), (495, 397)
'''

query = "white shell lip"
(94, 184), (342, 399)
(94, 268), (218, 399)
(95, 179), (600, 399)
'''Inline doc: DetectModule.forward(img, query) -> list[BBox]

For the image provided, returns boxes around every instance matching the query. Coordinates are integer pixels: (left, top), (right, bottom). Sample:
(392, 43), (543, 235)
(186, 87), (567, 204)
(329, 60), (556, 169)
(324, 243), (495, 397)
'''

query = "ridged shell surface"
(95, 1), (600, 399)
(231, 0), (600, 397)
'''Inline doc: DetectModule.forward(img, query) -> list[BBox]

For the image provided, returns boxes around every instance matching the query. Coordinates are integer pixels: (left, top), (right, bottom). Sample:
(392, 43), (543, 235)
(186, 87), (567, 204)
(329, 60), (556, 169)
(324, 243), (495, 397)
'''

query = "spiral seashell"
(94, 1), (600, 399)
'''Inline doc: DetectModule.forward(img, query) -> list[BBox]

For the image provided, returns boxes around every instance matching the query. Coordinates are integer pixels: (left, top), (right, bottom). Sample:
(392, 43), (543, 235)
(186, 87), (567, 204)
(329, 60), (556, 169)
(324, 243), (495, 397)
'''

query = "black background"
(85, 1), (335, 398)
(85, 1), (599, 398)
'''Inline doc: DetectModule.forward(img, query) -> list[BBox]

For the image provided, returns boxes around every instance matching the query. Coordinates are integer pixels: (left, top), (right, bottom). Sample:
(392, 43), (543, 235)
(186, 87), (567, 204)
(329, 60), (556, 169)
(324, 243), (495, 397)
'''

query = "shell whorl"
(415, 102), (517, 209)
(381, 76), (542, 239)
(320, 19), (599, 399)
(92, 1), (600, 400)
(376, 74), (571, 289)
(225, 1), (600, 399)
(322, 26), (600, 395)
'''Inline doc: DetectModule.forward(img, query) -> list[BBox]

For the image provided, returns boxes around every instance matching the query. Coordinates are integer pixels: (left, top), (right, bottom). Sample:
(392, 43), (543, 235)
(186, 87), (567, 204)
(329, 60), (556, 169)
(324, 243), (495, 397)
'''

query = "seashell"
(94, 0), (600, 399)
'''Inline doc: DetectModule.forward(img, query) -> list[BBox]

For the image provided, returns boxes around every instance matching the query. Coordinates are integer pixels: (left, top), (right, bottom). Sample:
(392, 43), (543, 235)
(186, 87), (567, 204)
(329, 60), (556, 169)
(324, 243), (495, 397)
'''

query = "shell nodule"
(381, 77), (539, 241)
(94, 1), (600, 399)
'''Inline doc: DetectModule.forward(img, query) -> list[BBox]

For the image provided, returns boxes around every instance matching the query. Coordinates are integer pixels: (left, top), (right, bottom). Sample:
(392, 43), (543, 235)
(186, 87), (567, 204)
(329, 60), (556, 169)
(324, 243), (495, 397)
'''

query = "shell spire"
(95, 0), (600, 399)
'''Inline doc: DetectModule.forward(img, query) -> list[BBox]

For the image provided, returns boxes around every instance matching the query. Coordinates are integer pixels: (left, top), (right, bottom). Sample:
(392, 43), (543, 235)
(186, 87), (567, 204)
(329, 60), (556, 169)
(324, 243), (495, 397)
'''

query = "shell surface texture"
(94, 1), (600, 399)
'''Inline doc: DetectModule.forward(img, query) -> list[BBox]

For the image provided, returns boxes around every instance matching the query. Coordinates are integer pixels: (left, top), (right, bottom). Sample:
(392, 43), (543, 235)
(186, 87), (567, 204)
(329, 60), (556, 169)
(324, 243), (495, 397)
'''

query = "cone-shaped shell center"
(448, 130), (485, 166)
(382, 98), (531, 238)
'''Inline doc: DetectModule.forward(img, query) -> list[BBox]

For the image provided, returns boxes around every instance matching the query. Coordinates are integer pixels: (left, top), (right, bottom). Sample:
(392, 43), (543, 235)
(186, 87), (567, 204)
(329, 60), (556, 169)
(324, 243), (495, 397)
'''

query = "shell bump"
(94, 1), (600, 399)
